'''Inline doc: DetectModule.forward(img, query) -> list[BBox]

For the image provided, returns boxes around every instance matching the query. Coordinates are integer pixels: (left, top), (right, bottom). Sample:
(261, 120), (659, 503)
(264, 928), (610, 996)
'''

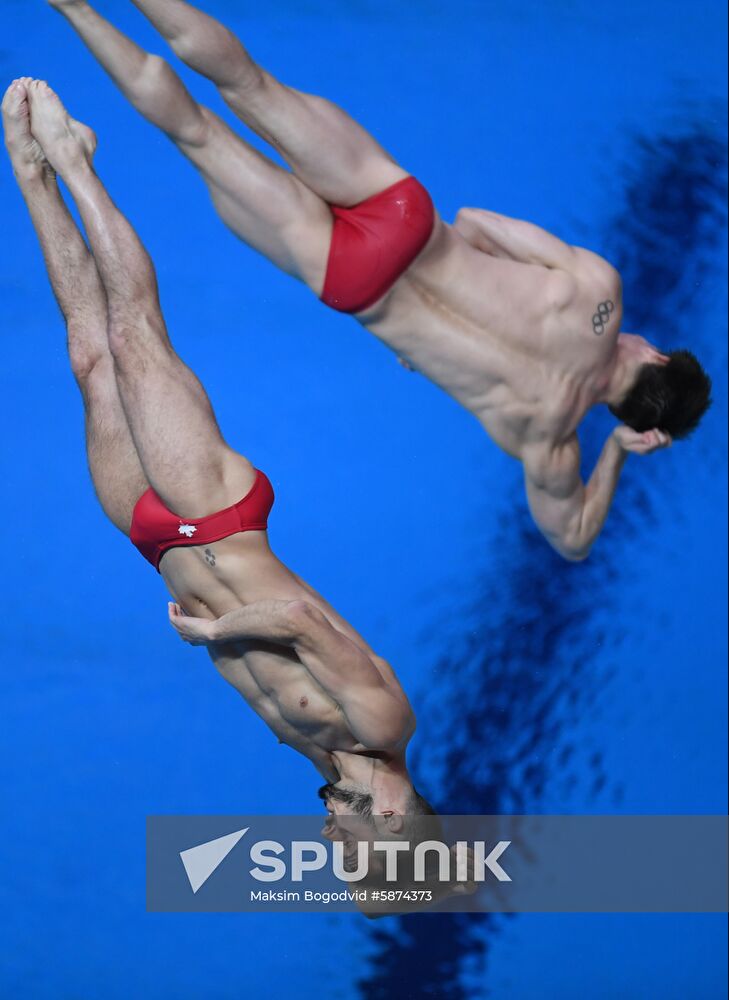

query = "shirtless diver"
(48, 0), (713, 560)
(3, 78), (437, 859)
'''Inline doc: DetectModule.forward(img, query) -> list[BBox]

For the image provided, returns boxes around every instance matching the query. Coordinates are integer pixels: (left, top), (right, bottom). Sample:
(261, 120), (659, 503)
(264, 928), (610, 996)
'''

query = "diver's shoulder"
(571, 246), (623, 293)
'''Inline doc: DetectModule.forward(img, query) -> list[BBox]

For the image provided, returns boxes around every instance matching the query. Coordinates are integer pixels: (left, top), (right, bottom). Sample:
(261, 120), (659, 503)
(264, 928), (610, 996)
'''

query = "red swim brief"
(130, 469), (275, 571)
(321, 176), (435, 314)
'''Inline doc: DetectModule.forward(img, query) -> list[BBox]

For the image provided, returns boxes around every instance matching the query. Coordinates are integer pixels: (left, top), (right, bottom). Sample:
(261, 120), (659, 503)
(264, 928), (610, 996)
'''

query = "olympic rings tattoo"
(592, 300), (615, 335)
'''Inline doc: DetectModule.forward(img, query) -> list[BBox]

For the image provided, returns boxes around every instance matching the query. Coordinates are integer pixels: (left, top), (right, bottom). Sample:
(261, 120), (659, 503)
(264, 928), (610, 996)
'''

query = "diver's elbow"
(557, 534), (592, 563)
(563, 547), (590, 563)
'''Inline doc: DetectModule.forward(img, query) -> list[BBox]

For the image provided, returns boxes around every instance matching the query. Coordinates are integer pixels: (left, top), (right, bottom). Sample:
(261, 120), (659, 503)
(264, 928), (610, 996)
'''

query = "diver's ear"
(383, 812), (405, 834)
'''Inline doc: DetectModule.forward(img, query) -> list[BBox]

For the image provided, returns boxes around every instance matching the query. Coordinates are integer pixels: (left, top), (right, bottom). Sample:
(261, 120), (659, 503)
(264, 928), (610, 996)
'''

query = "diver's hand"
(613, 425), (672, 455)
(168, 603), (217, 645)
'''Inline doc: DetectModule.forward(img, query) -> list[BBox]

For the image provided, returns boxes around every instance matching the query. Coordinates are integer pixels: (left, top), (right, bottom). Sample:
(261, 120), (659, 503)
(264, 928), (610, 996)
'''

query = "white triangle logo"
(179, 827), (249, 894)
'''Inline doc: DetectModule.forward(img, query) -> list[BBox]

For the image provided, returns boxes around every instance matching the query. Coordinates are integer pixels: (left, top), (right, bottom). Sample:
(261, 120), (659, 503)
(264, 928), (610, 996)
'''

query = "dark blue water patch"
(356, 112), (728, 999)
(607, 111), (728, 343)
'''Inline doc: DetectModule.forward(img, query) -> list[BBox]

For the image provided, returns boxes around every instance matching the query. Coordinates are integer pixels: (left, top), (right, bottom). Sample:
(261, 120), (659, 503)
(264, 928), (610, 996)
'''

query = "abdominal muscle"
(157, 530), (368, 758)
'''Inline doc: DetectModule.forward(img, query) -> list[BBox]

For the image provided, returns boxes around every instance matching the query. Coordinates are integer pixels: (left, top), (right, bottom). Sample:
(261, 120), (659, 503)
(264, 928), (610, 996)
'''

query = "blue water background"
(0, 1), (726, 997)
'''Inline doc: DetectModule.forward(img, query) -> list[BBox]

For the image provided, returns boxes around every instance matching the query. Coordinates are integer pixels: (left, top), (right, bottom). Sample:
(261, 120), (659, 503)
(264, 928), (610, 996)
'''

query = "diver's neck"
(332, 750), (409, 788)
(601, 342), (637, 406)
(330, 752), (415, 815)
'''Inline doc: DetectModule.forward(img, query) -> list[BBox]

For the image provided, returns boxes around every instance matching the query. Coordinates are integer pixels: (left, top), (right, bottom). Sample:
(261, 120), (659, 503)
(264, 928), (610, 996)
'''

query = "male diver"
(3, 78), (435, 856)
(47, 0), (713, 561)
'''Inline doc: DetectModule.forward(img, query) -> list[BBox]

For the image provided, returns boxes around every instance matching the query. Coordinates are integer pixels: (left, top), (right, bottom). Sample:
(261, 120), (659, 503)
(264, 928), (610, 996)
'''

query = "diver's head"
(320, 781), (449, 913)
(319, 781), (440, 850)
(609, 336), (712, 439)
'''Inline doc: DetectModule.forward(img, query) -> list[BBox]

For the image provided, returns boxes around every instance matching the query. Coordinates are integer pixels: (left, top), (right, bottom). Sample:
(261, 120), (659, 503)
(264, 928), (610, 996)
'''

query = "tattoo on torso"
(592, 300), (615, 335)
(205, 548), (216, 567)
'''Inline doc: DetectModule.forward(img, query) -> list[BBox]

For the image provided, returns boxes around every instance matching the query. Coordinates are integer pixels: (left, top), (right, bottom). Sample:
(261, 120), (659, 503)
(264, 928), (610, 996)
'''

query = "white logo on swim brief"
(179, 524), (198, 538)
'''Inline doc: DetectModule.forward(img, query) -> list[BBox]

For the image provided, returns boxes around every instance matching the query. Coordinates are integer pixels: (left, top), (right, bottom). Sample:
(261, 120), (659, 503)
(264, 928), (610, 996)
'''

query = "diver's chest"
(276, 686), (346, 737)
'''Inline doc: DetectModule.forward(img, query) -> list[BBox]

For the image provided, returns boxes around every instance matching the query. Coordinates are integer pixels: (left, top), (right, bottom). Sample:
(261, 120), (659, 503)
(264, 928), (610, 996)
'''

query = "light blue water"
(0, 1), (726, 997)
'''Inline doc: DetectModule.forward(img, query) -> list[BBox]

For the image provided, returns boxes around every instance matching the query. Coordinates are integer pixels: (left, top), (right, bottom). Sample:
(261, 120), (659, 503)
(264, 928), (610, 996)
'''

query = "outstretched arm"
(524, 428), (672, 561)
(169, 601), (414, 749)
(454, 208), (575, 268)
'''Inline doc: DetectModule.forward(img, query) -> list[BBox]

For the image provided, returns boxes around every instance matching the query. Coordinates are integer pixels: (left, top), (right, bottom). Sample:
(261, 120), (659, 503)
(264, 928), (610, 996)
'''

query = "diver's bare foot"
(2, 79), (55, 181)
(26, 80), (97, 177)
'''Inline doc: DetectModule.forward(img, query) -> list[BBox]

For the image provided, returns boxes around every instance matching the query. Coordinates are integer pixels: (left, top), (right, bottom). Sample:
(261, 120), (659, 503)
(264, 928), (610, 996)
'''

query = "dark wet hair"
(319, 784), (438, 827)
(319, 783), (374, 821)
(610, 349), (712, 439)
